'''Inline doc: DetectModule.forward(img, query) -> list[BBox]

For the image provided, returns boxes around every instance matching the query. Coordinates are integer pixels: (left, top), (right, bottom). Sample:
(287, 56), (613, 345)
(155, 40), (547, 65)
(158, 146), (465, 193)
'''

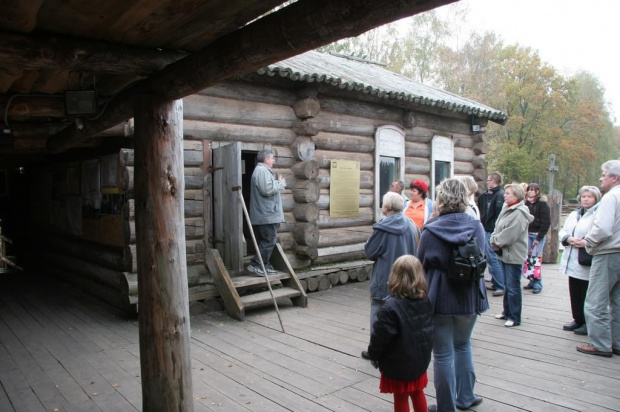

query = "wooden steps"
(231, 273), (287, 288)
(205, 244), (307, 321)
(241, 287), (302, 309)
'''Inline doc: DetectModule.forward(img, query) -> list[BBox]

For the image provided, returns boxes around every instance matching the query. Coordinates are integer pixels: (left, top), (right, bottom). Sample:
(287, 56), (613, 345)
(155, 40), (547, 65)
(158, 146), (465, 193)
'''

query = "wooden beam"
(134, 97), (193, 410)
(46, 0), (456, 154)
(0, 31), (188, 75)
(0, 95), (65, 118)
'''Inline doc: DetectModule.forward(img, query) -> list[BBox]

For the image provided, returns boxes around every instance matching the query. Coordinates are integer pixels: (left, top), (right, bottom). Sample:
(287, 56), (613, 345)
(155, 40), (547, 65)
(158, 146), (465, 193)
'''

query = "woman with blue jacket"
(417, 178), (488, 412)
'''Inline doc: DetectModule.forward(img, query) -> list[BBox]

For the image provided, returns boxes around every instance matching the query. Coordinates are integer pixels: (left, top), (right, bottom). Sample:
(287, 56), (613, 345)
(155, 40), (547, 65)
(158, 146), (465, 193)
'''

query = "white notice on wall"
(329, 160), (360, 218)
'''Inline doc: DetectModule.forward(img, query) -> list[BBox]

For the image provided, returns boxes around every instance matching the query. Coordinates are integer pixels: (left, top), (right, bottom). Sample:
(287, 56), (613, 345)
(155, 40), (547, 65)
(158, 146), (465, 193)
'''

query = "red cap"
(410, 179), (429, 193)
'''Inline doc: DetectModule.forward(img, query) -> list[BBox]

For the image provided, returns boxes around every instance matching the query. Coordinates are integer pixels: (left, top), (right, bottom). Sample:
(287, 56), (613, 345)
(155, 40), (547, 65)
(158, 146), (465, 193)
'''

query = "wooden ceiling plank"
(0, 95), (65, 118)
(0, 1), (45, 32)
(47, 0), (456, 153)
(0, 67), (23, 94)
(36, 0), (138, 41)
(0, 32), (187, 75)
(104, 0), (185, 45)
(140, 0), (286, 51)
(8, 69), (39, 94)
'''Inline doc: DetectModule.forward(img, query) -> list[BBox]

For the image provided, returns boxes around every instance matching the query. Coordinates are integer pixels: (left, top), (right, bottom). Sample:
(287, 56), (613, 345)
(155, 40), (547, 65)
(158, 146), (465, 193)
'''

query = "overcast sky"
(434, 0), (620, 125)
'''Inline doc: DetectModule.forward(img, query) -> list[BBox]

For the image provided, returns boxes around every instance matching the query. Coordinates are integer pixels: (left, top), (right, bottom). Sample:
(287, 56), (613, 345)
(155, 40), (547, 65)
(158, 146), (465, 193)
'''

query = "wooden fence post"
(543, 190), (562, 264)
(134, 96), (194, 411)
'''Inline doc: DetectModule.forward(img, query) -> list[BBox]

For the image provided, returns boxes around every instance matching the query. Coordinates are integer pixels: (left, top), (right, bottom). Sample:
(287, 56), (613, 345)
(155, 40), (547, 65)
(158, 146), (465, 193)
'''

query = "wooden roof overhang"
(0, 0), (457, 167)
(2, 2), (461, 408)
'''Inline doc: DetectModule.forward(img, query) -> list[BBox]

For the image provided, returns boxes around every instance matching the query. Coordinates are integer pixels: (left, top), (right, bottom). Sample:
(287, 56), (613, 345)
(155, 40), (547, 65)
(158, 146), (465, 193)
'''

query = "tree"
(317, 7), (619, 192)
(318, 10), (449, 83)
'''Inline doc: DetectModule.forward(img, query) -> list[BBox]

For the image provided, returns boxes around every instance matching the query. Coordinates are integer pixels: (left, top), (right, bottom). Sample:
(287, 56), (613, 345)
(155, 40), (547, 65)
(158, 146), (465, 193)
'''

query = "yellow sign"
(329, 160), (360, 218)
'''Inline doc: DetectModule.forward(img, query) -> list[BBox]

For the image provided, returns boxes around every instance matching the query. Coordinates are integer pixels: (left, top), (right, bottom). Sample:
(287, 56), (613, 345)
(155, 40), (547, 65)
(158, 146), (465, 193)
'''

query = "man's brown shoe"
(613, 348), (620, 356)
(576, 343), (612, 358)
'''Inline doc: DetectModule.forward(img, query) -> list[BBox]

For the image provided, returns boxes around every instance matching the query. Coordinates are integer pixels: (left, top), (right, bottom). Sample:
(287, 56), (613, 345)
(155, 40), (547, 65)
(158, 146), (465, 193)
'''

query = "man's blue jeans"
(369, 298), (385, 335)
(486, 232), (504, 291)
(501, 262), (523, 323)
(433, 314), (479, 412)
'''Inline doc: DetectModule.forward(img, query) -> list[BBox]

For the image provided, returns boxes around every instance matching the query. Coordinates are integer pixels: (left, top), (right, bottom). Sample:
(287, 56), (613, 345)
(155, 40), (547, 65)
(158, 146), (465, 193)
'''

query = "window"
(431, 135), (454, 199)
(374, 126), (405, 221)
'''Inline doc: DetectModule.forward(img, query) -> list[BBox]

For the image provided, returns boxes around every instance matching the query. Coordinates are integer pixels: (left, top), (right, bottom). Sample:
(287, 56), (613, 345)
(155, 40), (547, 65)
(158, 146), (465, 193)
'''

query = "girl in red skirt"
(367, 255), (434, 412)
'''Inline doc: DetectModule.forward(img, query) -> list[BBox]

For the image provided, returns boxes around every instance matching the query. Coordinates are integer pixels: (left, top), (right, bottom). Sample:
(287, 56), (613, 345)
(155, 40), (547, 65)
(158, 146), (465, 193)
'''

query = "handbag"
(570, 210), (593, 267)
(578, 247), (593, 266)
(521, 246), (542, 280)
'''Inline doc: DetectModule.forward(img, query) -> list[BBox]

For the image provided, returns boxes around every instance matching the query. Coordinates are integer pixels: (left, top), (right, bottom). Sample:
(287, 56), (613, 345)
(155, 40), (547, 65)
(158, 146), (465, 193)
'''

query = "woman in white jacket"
(559, 186), (601, 336)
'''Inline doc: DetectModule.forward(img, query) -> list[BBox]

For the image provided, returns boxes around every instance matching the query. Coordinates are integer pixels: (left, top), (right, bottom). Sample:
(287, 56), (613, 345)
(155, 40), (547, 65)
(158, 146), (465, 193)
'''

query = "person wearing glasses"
(577, 160), (620, 358)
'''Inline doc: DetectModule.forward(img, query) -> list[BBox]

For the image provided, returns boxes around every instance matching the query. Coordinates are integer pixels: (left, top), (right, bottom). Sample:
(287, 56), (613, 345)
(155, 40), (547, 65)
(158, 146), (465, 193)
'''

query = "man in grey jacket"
(577, 160), (620, 357)
(247, 149), (286, 276)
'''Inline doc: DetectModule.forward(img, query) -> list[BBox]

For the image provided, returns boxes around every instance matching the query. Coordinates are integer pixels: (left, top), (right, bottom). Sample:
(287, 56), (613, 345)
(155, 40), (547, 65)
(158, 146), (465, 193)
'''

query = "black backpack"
(449, 236), (487, 281)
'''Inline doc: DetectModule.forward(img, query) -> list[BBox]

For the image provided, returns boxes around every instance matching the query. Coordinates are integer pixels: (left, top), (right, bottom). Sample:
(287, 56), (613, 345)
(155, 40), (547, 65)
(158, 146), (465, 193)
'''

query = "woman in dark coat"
(362, 191), (419, 360)
(523, 183), (550, 293)
(416, 178), (488, 412)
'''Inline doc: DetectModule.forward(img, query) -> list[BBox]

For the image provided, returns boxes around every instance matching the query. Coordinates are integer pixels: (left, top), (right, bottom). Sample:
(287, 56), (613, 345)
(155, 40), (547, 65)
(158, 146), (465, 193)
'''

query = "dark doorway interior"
(241, 151), (257, 257)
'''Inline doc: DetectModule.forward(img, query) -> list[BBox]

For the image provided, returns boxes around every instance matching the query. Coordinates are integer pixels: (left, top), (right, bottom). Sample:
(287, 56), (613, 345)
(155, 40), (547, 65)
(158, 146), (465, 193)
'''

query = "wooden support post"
(543, 190), (562, 264)
(134, 97), (193, 411)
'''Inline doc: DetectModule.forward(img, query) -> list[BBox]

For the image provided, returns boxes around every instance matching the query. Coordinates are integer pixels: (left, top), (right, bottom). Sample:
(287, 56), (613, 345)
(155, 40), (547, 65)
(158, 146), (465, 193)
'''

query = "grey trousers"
(584, 252), (620, 351)
(250, 223), (278, 267)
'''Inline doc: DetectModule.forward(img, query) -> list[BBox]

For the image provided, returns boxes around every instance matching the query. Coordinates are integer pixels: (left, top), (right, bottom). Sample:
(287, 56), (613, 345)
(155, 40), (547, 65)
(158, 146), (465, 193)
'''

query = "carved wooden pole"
(134, 96), (193, 411)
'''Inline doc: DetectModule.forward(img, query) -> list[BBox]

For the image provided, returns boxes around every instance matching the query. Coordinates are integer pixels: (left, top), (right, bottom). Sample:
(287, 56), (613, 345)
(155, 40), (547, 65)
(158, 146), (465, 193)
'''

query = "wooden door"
(213, 143), (243, 271)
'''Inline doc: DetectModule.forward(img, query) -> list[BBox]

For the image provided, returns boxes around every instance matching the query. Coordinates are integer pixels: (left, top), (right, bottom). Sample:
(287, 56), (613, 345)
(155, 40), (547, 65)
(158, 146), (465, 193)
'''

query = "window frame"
(430, 135), (454, 199)
(373, 125), (405, 222)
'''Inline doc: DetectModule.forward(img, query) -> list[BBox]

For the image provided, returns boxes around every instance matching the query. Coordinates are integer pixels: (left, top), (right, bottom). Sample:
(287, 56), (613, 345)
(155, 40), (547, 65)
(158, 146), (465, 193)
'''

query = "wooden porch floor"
(1, 264), (619, 412)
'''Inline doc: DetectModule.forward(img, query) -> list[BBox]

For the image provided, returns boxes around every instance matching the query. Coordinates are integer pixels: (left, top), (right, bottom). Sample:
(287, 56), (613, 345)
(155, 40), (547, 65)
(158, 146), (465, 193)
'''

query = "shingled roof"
(258, 50), (507, 125)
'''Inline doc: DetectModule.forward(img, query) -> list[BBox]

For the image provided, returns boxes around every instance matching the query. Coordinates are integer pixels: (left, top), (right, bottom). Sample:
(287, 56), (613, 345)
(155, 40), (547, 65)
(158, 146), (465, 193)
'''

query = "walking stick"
(232, 186), (285, 333)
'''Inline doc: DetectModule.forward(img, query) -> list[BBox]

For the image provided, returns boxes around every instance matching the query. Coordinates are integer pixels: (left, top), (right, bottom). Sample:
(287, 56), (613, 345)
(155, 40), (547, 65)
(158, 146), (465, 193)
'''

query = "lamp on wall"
(0, 127), (12, 146)
(471, 116), (487, 134)
(64, 72), (98, 116)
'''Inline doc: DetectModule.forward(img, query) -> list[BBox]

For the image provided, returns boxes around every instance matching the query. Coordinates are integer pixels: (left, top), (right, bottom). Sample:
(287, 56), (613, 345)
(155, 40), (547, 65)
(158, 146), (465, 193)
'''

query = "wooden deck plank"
(1, 264), (619, 411)
(0, 344), (46, 412)
(0, 298), (92, 408)
(189, 344), (306, 412)
(189, 343), (333, 411)
(328, 384), (391, 411)
(199, 311), (371, 384)
(0, 291), (136, 411)
(86, 351), (142, 410)
(0, 382), (16, 412)
(191, 321), (354, 395)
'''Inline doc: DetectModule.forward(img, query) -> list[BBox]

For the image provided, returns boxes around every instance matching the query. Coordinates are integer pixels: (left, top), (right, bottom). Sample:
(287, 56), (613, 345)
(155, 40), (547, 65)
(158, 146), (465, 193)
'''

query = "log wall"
(37, 79), (488, 309)
(192, 82), (484, 276)
(38, 141), (208, 312)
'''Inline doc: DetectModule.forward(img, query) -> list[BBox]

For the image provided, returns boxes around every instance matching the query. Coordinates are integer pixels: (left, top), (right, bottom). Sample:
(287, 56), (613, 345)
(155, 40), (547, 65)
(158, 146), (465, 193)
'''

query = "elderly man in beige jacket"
(577, 160), (620, 358)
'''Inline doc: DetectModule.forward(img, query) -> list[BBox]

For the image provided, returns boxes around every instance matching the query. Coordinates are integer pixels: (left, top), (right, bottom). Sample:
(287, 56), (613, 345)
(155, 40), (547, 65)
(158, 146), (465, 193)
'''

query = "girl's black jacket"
(367, 296), (434, 381)
(525, 199), (550, 241)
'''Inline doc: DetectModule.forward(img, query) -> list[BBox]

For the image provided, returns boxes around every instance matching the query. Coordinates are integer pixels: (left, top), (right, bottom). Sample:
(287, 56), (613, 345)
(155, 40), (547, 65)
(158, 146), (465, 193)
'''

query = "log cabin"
(5, 50), (507, 313)
(0, 0), (501, 408)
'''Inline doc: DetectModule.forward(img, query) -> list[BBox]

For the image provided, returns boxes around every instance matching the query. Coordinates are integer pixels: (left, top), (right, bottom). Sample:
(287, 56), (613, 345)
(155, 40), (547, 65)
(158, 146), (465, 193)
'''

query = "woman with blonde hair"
(491, 184), (534, 327)
(459, 176), (480, 219)
(416, 178), (488, 411)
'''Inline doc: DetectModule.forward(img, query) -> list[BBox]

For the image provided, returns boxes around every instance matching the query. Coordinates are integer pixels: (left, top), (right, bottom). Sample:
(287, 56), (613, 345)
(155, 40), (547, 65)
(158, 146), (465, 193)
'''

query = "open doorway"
(212, 143), (266, 271)
(241, 150), (257, 260)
